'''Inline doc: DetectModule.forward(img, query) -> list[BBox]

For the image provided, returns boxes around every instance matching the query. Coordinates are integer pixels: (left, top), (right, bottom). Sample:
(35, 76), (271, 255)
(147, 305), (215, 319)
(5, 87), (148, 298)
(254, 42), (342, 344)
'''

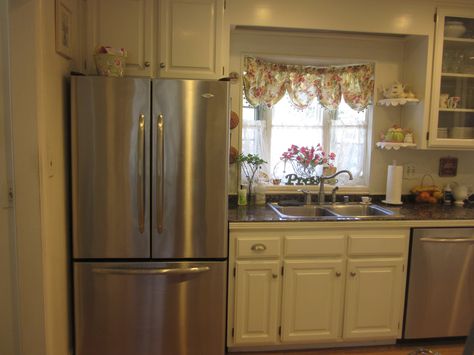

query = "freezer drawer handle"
(92, 266), (211, 275)
(138, 114), (146, 234)
(420, 237), (474, 244)
(156, 114), (164, 233)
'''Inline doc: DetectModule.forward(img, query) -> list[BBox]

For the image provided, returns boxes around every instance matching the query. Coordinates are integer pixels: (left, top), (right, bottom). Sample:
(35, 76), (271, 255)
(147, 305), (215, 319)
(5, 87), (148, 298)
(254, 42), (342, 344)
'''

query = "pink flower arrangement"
(281, 144), (336, 177)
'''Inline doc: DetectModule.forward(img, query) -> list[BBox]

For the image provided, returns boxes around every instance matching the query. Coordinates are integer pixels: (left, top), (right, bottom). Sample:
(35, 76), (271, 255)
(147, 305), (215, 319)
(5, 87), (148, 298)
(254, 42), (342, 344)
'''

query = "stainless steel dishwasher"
(404, 228), (474, 339)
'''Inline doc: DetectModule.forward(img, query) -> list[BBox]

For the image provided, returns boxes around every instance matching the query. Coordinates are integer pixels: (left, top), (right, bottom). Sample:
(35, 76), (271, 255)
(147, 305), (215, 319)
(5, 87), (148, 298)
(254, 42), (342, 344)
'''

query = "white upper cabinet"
(429, 8), (474, 148)
(158, 0), (225, 79)
(87, 0), (154, 77)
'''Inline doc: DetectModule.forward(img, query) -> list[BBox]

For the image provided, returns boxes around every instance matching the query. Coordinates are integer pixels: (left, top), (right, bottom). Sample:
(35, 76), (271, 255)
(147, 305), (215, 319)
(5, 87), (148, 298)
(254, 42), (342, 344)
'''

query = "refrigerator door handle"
(156, 114), (164, 233)
(138, 114), (146, 233)
(420, 237), (474, 243)
(92, 266), (210, 275)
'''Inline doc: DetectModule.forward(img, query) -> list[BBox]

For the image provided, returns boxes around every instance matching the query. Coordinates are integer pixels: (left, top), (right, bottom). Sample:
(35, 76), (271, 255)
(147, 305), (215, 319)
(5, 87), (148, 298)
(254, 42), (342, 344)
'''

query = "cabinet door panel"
(281, 260), (344, 343)
(233, 260), (280, 345)
(159, 0), (223, 79)
(429, 9), (474, 148)
(87, 0), (154, 76)
(343, 258), (404, 339)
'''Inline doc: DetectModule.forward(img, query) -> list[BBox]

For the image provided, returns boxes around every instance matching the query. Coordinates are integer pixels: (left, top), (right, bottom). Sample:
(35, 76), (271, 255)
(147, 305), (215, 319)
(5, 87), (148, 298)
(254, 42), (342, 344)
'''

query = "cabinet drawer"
(236, 237), (281, 259)
(284, 235), (346, 257)
(348, 234), (406, 256)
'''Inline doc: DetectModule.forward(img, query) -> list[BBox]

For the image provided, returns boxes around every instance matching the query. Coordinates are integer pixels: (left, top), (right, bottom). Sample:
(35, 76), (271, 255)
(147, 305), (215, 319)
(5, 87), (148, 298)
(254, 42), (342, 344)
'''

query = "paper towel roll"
(385, 164), (403, 204)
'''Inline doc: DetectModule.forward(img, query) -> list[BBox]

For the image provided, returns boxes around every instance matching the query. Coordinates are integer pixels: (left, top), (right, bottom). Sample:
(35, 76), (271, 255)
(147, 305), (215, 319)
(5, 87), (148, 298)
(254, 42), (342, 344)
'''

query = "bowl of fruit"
(410, 174), (443, 204)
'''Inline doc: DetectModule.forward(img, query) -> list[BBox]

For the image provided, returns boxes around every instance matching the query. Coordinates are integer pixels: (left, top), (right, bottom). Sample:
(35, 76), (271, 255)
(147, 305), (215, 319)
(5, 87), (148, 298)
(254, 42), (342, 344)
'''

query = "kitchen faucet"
(318, 170), (353, 204)
(298, 189), (313, 205)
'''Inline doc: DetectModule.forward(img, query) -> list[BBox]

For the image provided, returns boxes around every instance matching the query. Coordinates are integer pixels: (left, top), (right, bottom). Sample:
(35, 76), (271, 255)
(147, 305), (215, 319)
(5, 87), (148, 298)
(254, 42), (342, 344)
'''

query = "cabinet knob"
(350, 271), (356, 277)
(251, 243), (266, 252)
(144, 61), (151, 68)
(272, 274), (278, 279)
(335, 271), (341, 277)
(159, 62), (165, 69)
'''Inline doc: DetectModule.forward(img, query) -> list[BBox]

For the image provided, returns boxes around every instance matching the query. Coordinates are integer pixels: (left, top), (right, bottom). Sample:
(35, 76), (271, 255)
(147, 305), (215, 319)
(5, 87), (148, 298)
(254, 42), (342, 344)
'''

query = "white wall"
(225, 0), (436, 35)
(229, 29), (474, 195)
(9, 0), (77, 354)
(36, 0), (74, 353)
(0, 1), (19, 354)
(9, 0), (47, 353)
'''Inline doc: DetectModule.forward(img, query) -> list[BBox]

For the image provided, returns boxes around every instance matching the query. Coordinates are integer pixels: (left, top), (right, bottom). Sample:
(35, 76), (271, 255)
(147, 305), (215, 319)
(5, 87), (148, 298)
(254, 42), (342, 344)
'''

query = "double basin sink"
(268, 202), (399, 220)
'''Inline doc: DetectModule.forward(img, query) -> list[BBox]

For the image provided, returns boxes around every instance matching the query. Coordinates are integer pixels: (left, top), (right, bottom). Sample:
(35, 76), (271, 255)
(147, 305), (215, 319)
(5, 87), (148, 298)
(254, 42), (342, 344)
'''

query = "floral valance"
(243, 56), (374, 112)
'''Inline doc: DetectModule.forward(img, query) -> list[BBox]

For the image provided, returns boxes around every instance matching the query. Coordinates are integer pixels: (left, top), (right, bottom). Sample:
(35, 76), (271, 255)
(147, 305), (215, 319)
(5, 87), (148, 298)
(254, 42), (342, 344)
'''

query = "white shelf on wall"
(376, 142), (417, 150)
(377, 98), (420, 106)
(439, 108), (474, 112)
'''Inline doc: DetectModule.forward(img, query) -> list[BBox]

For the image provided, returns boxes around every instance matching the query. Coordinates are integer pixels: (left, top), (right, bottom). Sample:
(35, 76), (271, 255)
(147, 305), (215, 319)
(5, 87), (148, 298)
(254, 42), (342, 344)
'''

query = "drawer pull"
(350, 271), (356, 277)
(251, 243), (267, 252)
(335, 271), (341, 277)
(272, 273), (278, 279)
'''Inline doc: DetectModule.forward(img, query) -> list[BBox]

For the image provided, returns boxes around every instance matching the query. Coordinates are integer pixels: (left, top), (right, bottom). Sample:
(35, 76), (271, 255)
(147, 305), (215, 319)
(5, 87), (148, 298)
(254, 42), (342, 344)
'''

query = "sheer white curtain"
(242, 94), (369, 187)
(330, 98), (369, 186)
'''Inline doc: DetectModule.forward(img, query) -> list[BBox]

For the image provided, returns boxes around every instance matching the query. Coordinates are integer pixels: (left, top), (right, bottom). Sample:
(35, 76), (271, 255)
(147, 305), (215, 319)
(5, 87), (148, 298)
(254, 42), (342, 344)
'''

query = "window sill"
(263, 184), (370, 195)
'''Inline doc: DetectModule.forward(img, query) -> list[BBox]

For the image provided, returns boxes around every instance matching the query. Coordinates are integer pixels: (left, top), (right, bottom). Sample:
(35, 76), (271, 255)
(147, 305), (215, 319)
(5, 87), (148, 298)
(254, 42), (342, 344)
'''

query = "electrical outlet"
(404, 163), (416, 179)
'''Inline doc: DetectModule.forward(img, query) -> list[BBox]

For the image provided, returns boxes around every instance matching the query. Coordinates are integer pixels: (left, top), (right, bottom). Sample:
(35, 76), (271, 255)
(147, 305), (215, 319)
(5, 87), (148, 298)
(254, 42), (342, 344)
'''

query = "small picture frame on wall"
(439, 156), (458, 177)
(55, 0), (72, 59)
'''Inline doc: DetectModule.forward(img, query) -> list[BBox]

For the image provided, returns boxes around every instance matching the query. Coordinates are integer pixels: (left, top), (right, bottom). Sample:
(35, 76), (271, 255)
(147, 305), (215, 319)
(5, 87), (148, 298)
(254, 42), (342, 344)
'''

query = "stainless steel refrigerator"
(71, 76), (229, 355)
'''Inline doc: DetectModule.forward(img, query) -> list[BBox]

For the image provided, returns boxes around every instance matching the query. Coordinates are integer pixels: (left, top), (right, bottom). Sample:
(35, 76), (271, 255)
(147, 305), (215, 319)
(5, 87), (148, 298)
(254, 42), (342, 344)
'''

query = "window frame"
(239, 87), (373, 195)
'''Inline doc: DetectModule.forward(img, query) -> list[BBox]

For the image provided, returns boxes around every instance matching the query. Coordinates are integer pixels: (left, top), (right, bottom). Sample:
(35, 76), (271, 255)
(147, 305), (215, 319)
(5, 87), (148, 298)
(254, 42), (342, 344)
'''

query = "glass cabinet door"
(430, 9), (474, 147)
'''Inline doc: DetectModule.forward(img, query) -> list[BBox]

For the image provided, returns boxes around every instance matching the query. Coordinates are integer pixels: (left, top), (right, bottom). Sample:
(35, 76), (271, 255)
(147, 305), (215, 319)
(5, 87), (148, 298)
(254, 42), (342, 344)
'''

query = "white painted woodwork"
(87, 0), (154, 76)
(228, 226), (409, 349)
(343, 258), (404, 339)
(284, 235), (346, 257)
(281, 260), (344, 343)
(347, 233), (406, 257)
(236, 236), (281, 259)
(429, 7), (474, 148)
(158, 0), (224, 79)
(233, 260), (281, 345)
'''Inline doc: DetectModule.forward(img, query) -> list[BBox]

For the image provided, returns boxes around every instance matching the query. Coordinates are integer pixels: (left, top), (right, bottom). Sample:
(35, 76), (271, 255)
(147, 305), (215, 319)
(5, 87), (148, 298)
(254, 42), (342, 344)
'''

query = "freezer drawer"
(74, 261), (227, 355)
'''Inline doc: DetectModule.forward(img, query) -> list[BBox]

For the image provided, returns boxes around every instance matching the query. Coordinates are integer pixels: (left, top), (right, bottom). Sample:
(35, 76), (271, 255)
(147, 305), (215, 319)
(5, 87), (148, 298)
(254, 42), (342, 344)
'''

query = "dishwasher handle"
(420, 237), (474, 244)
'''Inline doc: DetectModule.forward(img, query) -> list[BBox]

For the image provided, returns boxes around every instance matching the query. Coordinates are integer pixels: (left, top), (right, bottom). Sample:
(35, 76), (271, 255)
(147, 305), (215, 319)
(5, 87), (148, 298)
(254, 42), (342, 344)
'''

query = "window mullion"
(322, 110), (332, 152)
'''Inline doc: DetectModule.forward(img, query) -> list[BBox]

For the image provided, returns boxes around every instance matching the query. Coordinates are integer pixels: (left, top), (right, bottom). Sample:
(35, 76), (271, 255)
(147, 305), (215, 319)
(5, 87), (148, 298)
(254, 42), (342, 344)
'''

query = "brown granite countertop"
(229, 202), (474, 224)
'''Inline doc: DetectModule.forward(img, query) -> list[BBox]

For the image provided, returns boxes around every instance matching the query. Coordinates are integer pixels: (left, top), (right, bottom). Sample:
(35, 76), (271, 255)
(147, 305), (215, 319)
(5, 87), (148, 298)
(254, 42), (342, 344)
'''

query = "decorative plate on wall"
(230, 111), (240, 129)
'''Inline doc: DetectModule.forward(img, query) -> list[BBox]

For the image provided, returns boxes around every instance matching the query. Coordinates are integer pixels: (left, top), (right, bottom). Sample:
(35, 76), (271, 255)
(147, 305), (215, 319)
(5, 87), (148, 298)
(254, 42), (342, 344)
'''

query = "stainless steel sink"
(324, 204), (395, 217)
(268, 202), (397, 219)
(271, 204), (339, 219)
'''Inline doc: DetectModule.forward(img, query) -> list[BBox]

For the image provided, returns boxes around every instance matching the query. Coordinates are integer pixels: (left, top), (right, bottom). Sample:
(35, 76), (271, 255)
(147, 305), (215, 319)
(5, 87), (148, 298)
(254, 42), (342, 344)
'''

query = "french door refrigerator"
(71, 76), (229, 355)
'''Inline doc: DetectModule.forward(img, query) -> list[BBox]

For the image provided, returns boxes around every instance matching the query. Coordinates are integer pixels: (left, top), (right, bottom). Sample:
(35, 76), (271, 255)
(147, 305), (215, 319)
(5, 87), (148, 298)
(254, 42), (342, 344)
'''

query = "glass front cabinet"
(430, 9), (474, 148)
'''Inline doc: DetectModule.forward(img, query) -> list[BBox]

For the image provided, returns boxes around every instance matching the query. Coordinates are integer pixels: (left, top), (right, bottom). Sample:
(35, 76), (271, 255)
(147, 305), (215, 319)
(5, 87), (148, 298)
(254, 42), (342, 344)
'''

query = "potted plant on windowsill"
(236, 153), (267, 201)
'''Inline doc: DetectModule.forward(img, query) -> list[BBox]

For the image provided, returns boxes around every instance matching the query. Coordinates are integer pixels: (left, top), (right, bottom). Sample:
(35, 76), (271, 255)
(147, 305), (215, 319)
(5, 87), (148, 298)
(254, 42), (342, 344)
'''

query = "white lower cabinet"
(234, 260), (281, 345)
(281, 259), (344, 343)
(228, 227), (409, 350)
(343, 258), (404, 339)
